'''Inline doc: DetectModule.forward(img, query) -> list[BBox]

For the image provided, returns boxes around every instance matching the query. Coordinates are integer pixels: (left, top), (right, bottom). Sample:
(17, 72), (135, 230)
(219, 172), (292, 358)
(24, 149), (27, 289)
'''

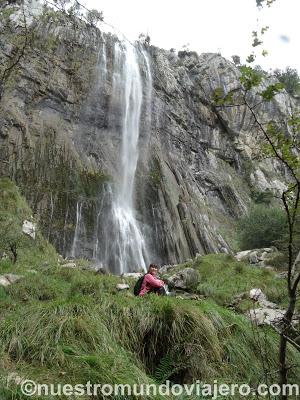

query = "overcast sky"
(84, 0), (299, 72)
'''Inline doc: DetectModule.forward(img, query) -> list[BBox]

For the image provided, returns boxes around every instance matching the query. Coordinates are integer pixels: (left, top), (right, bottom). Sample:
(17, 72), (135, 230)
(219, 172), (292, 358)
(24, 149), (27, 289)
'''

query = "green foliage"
(273, 67), (300, 97)
(256, 0), (276, 8)
(86, 9), (104, 26)
(261, 120), (300, 174)
(1, 241), (300, 396)
(239, 66), (263, 90)
(212, 87), (234, 106)
(149, 158), (162, 187)
(231, 55), (241, 66)
(0, 179), (32, 262)
(237, 204), (286, 250)
(0, 179), (57, 267)
(258, 82), (284, 100)
(251, 189), (273, 205)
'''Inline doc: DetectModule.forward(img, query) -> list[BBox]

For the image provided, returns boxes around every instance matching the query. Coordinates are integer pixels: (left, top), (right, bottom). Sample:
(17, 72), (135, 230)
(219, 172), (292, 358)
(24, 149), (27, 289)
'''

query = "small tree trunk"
(279, 293), (297, 400)
(10, 243), (17, 263)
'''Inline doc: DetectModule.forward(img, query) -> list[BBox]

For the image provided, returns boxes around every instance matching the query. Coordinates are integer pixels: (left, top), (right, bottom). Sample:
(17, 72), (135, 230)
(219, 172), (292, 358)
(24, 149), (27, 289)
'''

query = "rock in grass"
(122, 272), (143, 279)
(247, 308), (285, 326)
(61, 262), (77, 269)
(0, 276), (10, 286)
(22, 220), (36, 239)
(116, 283), (130, 290)
(167, 268), (200, 291)
(0, 274), (23, 286)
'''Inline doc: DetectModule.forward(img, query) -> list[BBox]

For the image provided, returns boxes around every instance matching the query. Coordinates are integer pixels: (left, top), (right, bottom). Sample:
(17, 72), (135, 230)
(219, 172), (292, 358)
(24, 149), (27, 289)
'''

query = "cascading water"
(71, 202), (82, 258)
(102, 42), (150, 274)
(71, 39), (152, 274)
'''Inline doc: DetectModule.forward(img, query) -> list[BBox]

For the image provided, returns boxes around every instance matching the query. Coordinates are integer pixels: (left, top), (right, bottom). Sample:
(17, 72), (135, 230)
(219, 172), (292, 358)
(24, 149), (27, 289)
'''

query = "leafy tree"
(0, 212), (29, 263)
(231, 55), (241, 66)
(213, 1), (300, 393)
(273, 67), (300, 97)
(86, 9), (103, 26)
(237, 205), (286, 250)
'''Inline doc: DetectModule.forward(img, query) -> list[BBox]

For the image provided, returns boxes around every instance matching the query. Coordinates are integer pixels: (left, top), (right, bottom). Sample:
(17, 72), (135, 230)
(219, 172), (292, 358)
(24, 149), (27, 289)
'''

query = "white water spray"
(71, 202), (82, 258)
(107, 43), (150, 274)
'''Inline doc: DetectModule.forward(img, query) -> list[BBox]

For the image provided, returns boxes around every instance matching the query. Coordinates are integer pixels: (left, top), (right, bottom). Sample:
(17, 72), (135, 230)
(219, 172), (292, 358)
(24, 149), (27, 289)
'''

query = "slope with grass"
(0, 179), (299, 400)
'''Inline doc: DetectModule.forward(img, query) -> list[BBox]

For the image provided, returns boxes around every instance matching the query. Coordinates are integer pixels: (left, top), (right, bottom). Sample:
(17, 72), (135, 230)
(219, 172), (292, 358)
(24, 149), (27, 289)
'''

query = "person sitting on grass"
(139, 264), (167, 296)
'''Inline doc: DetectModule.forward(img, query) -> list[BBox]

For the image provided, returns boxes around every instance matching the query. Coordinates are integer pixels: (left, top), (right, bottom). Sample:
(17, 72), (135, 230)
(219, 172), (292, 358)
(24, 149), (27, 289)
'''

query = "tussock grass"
(1, 179), (300, 399)
(190, 254), (287, 307)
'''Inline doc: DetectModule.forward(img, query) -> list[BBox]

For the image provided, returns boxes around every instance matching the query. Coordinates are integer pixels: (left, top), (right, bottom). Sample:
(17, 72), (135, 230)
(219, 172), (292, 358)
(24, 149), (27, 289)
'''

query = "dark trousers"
(149, 286), (166, 296)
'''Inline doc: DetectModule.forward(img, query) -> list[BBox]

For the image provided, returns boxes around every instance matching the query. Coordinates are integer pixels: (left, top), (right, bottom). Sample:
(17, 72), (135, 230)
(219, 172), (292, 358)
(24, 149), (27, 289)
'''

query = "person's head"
(148, 264), (158, 276)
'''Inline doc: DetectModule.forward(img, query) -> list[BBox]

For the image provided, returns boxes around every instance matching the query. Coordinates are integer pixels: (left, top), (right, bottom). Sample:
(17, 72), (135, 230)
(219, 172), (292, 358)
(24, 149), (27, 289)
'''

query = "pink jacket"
(139, 273), (164, 296)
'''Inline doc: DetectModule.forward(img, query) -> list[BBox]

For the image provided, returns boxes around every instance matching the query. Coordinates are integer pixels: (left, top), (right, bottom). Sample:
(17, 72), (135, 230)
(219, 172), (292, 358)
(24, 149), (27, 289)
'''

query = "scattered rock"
(167, 268), (200, 291)
(122, 272), (143, 279)
(276, 271), (288, 279)
(249, 252), (258, 264)
(0, 274), (23, 287)
(61, 262), (77, 269)
(7, 372), (24, 385)
(95, 266), (107, 275)
(41, 261), (49, 268)
(116, 283), (130, 291)
(235, 247), (279, 268)
(219, 247), (229, 254)
(248, 308), (285, 326)
(0, 276), (10, 287)
(175, 292), (203, 300)
(22, 220), (36, 239)
(159, 264), (174, 274)
(249, 288), (265, 302)
(247, 288), (289, 327)
(1, 252), (9, 260)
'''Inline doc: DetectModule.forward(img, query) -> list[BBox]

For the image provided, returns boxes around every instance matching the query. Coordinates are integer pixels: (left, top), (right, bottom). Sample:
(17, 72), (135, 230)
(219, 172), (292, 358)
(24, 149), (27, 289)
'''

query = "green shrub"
(237, 204), (286, 250)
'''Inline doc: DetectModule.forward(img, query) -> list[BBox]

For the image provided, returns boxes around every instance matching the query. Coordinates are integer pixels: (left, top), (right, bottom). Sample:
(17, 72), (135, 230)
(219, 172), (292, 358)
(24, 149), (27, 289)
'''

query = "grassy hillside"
(0, 179), (299, 400)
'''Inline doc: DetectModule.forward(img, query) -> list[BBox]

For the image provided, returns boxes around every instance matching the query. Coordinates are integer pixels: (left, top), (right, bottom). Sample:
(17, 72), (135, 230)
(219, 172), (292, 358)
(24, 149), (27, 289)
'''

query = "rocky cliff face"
(0, 3), (295, 269)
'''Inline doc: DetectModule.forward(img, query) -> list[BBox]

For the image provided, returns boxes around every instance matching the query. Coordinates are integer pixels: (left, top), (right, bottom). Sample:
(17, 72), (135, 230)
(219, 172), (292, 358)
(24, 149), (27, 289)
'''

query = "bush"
(237, 204), (286, 250)
(273, 67), (300, 97)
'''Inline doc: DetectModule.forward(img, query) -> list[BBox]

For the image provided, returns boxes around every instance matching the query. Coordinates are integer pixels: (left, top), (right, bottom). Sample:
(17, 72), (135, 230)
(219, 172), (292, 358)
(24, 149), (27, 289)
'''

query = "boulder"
(0, 274), (23, 286)
(116, 283), (130, 291)
(0, 276), (10, 287)
(167, 268), (200, 291)
(61, 262), (77, 269)
(159, 265), (174, 274)
(248, 308), (285, 326)
(235, 247), (278, 268)
(249, 288), (265, 302)
(247, 288), (290, 326)
(22, 220), (36, 239)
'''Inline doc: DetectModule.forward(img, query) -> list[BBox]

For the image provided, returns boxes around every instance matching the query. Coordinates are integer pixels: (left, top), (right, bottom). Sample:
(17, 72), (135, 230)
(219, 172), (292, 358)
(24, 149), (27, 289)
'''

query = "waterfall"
(106, 43), (150, 274)
(93, 42), (151, 274)
(71, 202), (82, 258)
(71, 40), (152, 274)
